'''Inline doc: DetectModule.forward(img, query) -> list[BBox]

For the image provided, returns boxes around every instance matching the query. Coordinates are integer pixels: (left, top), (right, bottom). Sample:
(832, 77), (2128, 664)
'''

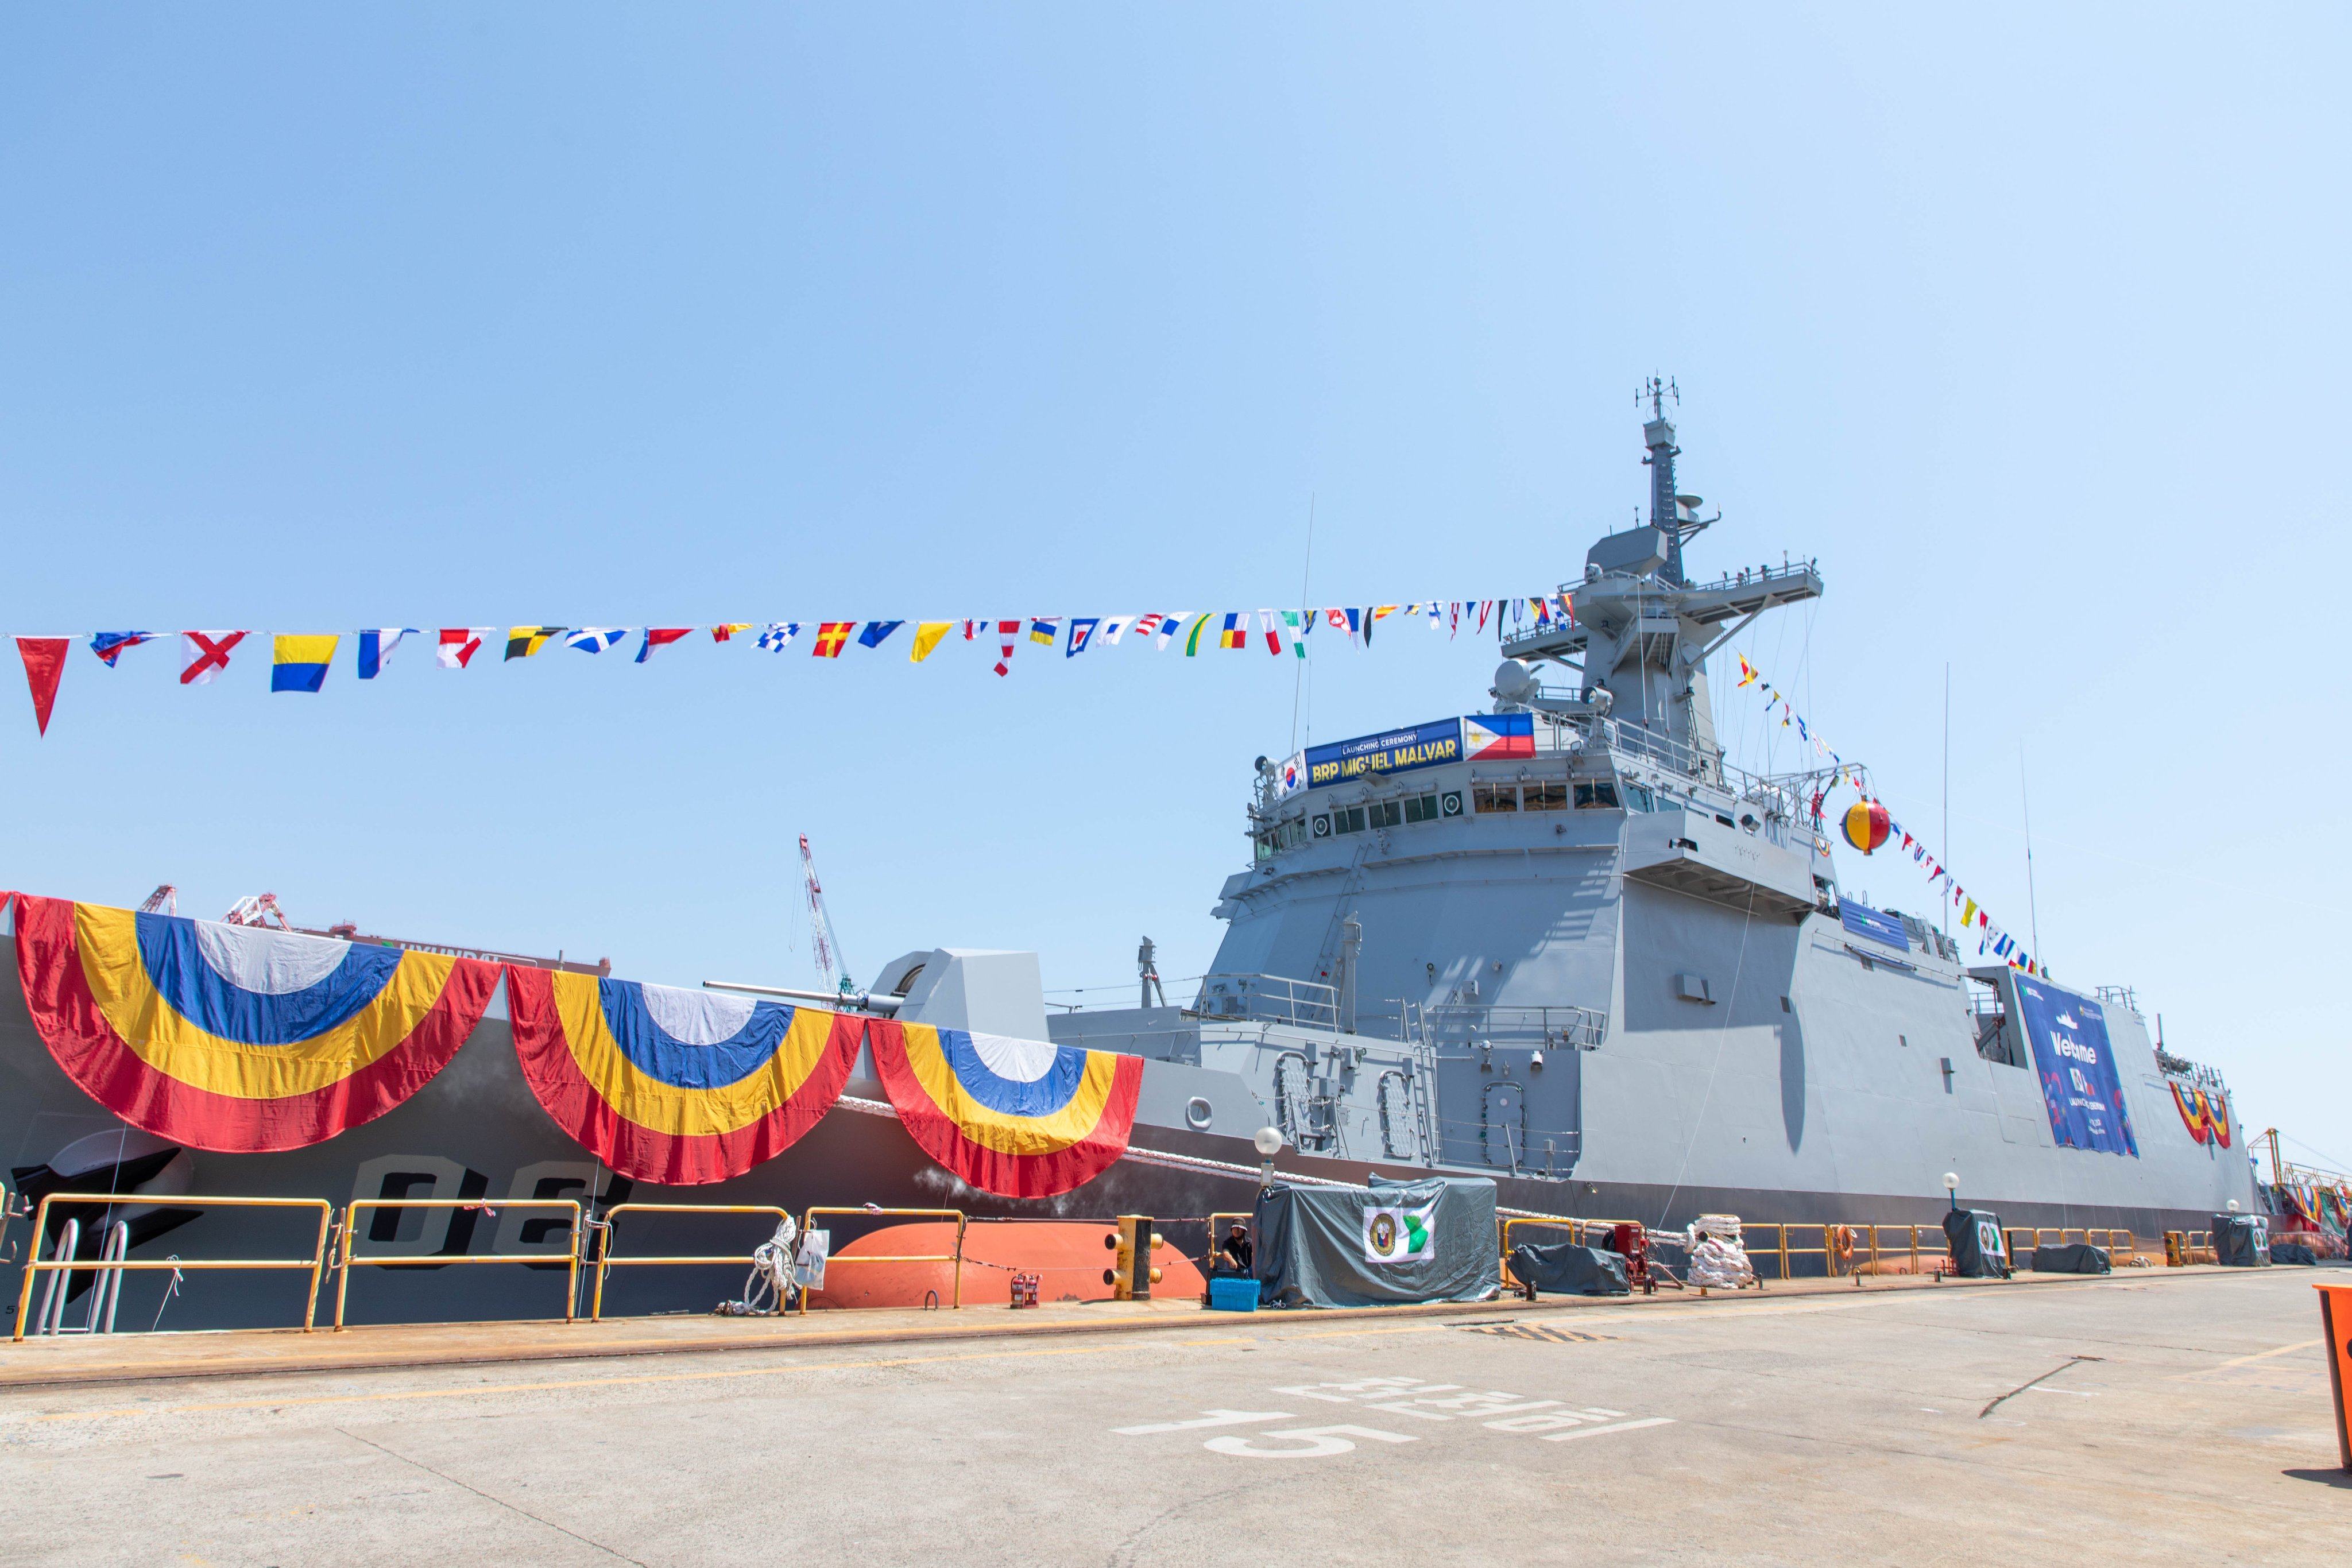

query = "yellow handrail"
(1499, 1216), (1576, 1291)
(590, 1203), (794, 1322)
(797, 1207), (965, 1313)
(11, 1193), (334, 1341)
(336, 1199), (582, 1331)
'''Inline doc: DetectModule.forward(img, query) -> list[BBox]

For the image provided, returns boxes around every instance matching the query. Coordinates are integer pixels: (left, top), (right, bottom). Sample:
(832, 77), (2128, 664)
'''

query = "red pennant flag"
(16, 637), (68, 736)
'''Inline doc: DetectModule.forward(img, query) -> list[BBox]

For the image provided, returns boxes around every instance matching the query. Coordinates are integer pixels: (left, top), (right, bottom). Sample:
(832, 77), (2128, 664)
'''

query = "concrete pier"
(0, 1267), (2343, 1565)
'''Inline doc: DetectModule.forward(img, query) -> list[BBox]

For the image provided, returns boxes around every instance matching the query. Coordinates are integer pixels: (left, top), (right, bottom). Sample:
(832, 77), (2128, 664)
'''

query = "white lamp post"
(1254, 1126), (1284, 1187)
(1943, 1171), (1960, 1213)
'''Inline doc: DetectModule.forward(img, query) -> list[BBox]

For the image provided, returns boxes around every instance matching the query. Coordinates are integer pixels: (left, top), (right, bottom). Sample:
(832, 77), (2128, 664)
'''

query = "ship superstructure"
(1051, 388), (2256, 1229)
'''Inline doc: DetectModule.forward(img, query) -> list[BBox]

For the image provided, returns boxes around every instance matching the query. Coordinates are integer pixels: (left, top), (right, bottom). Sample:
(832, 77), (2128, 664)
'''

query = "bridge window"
(1332, 806), (1367, 835)
(1624, 784), (1656, 812)
(1574, 780), (1620, 810)
(1368, 800), (1403, 830)
(1523, 783), (1568, 812)
(1473, 783), (1518, 813)
(1403, 793), (1442, 823)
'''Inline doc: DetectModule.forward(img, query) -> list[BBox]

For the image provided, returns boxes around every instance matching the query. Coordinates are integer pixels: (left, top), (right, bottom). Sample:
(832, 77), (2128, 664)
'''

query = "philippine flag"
(1463, 713), (1535, 760)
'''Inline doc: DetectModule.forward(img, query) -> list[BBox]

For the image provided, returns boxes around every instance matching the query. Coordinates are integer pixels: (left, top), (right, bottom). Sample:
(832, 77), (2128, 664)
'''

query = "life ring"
(1829, 1225), (1858, 1267)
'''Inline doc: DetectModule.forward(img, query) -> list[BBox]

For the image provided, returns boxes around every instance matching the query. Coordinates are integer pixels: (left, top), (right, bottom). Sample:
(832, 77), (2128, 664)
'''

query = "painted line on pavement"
(14, 1334), (1262, 1426)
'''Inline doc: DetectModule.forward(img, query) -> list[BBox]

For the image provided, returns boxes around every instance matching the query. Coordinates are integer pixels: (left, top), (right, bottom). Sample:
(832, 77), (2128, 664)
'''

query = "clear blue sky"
(4, 8), (2346, 1168)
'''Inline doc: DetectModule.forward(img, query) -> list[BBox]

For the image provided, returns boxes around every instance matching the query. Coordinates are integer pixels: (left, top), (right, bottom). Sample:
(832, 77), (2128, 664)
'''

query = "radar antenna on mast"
(799, 835), (852, 996)
(1636, 375), (1720, 586)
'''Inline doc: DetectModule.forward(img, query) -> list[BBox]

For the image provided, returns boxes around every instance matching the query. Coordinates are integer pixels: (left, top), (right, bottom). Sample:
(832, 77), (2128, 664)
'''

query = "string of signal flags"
(1734, 651), (2049, 980)
(6, 597), (1576, 737)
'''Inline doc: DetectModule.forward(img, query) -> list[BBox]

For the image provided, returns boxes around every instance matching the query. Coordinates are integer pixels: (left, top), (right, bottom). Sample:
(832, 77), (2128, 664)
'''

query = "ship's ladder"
(1303, 839), (1375, 1021)
(1408, 1035), (1440, 1164)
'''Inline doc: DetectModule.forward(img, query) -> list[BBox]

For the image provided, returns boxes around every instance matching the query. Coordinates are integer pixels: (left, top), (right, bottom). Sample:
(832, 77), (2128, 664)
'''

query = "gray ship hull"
(0, 913), (2253, 1335)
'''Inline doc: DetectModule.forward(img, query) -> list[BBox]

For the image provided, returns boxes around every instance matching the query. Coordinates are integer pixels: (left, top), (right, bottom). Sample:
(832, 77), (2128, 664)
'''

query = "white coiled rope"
(714, 1213), (800, 1316)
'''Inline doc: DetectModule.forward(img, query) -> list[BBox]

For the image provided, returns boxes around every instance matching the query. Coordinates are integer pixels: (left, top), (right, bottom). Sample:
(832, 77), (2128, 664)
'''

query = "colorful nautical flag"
(993, 618), (1020, 676)
(1153, 614), (1190, 650)
(269, 634), (339, 694)
(1099, 615), (1132, 645)
(356, 629), (415, 679)
(505, 626), (564, 660)
(1217, 613), (1248, 651)
(911, 621), (953, 663)
(16, 636), (68, 735)
(710, 624), (752, 642)
(437, 628), (492, 668)
(812, 622), (853, 658)
(866, 1021), (1143, 1199)
(1280, 610), (1310, 657)
(1029, 617), (1060, 646)
(1738, 653), (1758, 687)
(13, 895), (497, 1152)
(1260, 610), (1289, 656)
(1066, 617), (1100, 655)
(1134, 613), (1166, 643)
(637, 628), (693, 663)
(1183, 613), (1215, 656)
(178, 630), (247, 686)
(857, 621), (904, 649)
(757, 622), (800, 652)
(504, 967), (863, 1184)
(564, 628), (629, 655)
(89, 632), (153, 668)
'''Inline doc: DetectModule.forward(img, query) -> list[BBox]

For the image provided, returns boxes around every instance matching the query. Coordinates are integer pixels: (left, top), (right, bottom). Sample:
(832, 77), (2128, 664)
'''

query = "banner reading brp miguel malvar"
(1303, 718), (1462, 789)
(2014, 977), (2138, 1157)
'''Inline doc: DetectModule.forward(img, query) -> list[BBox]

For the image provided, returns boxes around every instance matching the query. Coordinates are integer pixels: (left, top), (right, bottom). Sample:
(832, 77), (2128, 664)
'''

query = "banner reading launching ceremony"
(2013, 978), (2138, 1157)
(1302, 718), (1463, 789)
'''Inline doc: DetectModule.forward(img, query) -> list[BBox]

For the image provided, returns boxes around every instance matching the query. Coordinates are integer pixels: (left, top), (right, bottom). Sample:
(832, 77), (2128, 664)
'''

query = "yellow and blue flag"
(270, 634), (339, 694)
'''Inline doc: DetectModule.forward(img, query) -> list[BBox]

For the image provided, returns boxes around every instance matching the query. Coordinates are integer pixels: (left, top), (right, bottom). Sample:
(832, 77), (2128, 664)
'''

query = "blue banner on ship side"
(2014, 978), (2138, 1157)
(1838, 901), (1910, 950)
(1304, 719), (1463, 789)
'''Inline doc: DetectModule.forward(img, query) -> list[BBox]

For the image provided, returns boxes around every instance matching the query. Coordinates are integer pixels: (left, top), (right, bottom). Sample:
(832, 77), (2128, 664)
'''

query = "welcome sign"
(2014, 978), (2138, 1157)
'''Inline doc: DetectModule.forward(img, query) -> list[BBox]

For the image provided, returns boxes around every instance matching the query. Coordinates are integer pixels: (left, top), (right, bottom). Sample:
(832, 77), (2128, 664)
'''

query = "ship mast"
(1499, 386), (1821, 775)
(1641, 376), (1714, 587)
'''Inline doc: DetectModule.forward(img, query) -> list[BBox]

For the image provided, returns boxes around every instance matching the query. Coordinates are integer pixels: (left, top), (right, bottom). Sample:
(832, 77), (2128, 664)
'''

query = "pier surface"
(1, 1267), (2343, 1565)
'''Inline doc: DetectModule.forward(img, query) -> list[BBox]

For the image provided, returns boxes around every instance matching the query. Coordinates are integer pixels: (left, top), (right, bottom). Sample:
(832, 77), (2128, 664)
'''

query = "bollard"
(2318, 1283), (2352, 1472)
(1104, 1215), (1163, 1301)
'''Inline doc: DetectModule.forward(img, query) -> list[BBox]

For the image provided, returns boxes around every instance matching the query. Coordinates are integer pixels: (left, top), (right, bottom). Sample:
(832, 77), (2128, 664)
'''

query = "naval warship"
(0, 392), (2260, 1329)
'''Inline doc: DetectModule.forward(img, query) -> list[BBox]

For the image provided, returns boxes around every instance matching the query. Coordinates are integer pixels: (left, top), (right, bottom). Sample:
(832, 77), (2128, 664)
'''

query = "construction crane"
(222, 893), (292, 929)
(799, 834), (853, 996)
(138, 885), (178, 916)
